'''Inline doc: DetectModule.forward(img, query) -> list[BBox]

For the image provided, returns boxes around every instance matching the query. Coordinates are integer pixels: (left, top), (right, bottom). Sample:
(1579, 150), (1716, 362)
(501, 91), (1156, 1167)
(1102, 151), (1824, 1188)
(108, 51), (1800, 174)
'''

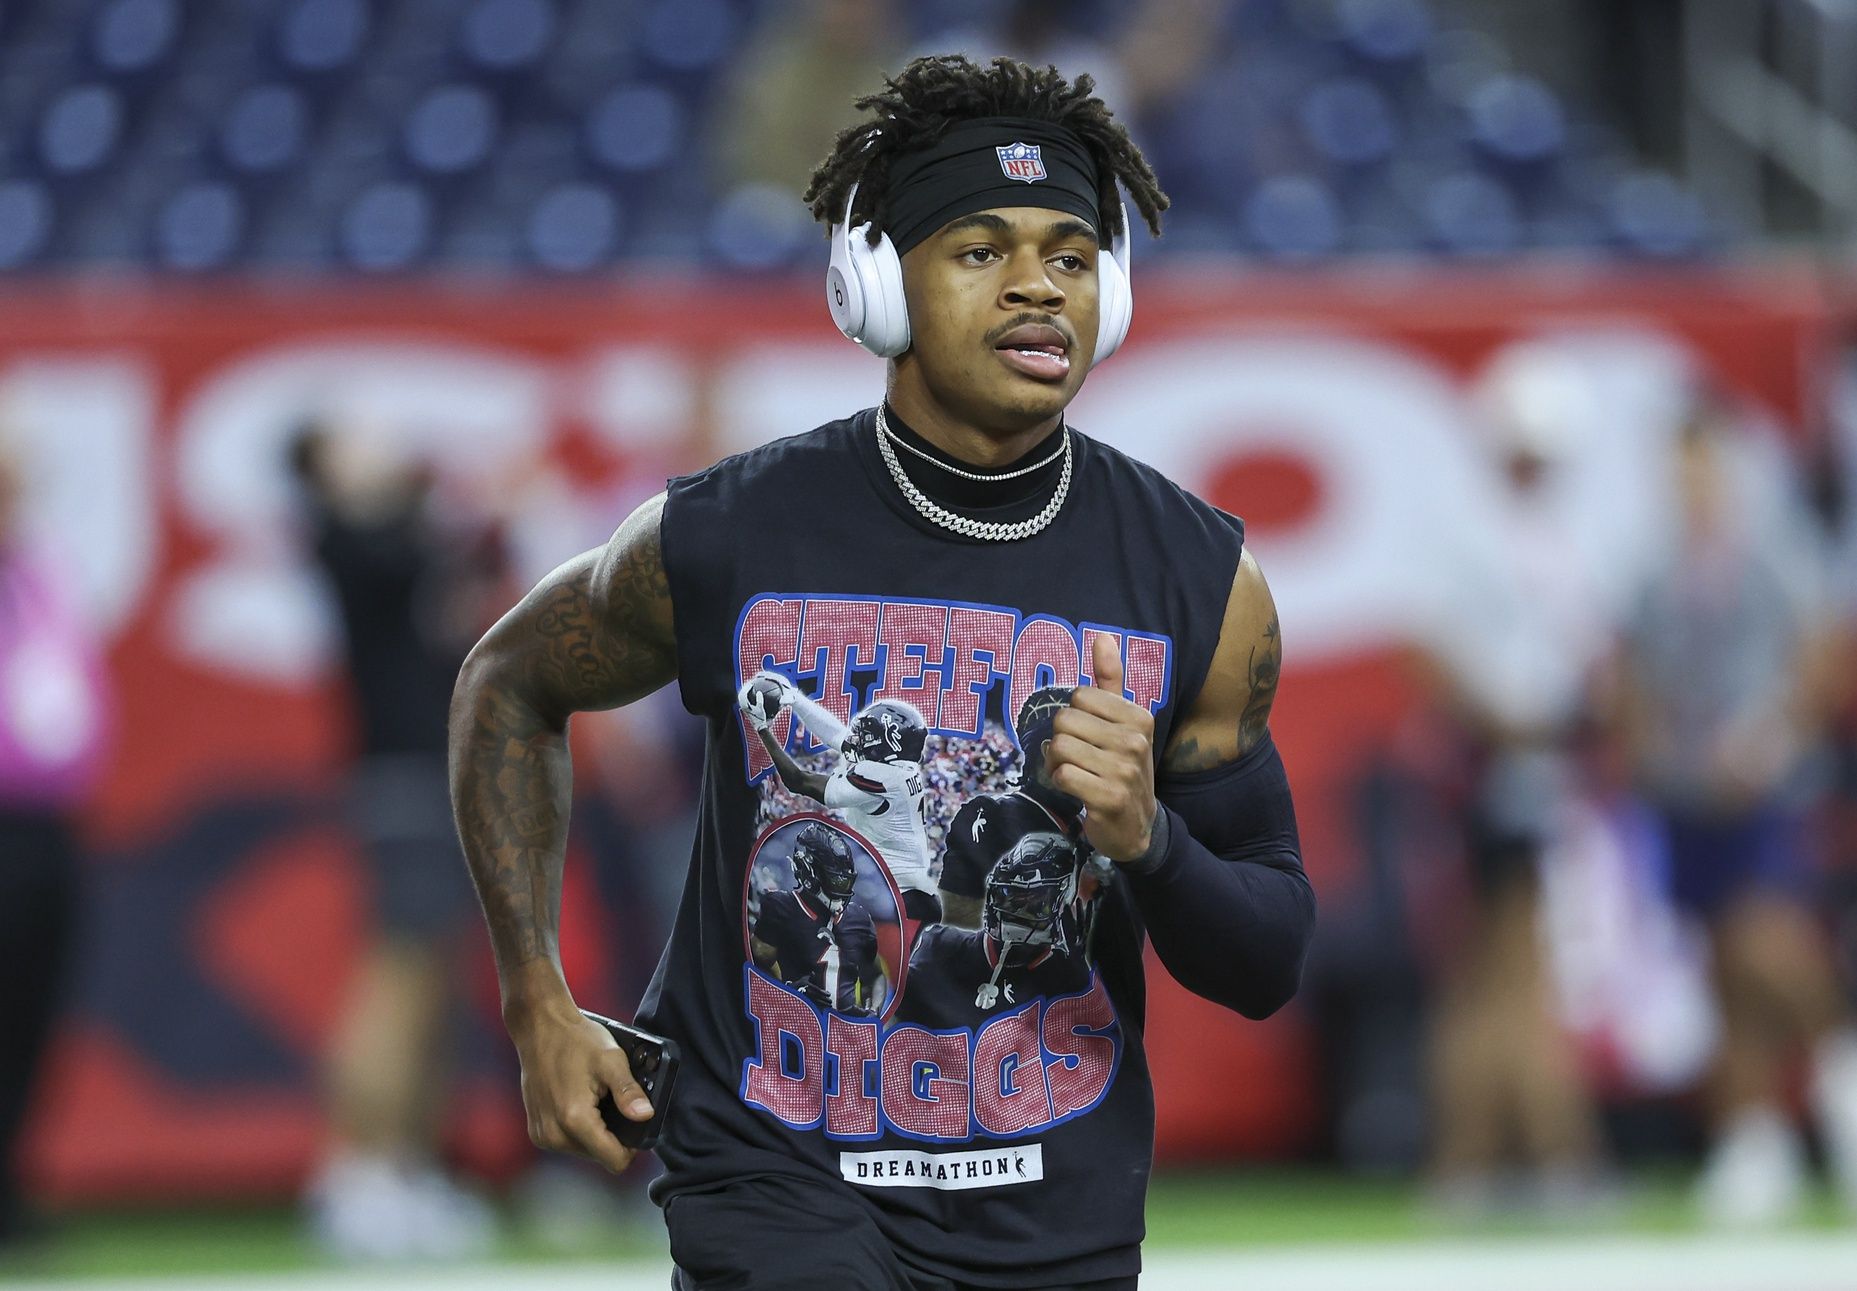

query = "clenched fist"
(1043, 633), (1159, 862)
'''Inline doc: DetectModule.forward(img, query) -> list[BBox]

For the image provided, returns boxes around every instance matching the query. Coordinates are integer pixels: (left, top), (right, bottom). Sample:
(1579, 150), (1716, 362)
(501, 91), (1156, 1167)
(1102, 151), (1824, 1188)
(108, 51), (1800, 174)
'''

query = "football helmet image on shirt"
(1016, 685), (1074, 747)
(975, 833), (1080, 1009)
(1013, 685), (1082, 799)
(843, 698), (928, 765)
(789, 822), (858, 915)
(984, 833), (1079, 959)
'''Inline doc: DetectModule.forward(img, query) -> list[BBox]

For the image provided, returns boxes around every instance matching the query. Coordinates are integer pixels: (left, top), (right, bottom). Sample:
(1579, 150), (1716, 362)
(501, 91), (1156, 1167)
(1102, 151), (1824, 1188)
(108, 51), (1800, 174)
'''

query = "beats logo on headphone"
(825, 182), (1134, 364)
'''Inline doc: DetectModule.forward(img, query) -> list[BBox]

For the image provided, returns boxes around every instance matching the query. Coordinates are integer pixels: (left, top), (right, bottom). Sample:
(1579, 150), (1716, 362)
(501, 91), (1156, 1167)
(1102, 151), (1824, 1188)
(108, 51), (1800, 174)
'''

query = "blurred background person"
(288, 419), (505, 1262)
(916, 0), (1132, 110)
(1615, 393), (1857, 1225)
(1823, 346), (1857, 1203)
(1415, 346), (1616, 1214)
(907, 0), (1223, 125)
(710, 0), (903, 200)
(0, 432), (108, 1251)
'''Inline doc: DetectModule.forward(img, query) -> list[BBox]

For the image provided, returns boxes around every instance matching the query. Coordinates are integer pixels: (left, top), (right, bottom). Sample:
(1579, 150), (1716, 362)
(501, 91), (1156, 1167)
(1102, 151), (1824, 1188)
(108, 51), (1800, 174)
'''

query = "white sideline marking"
(9, 1233), (1857, 1291)
(1152, 1233), (1857, 1290)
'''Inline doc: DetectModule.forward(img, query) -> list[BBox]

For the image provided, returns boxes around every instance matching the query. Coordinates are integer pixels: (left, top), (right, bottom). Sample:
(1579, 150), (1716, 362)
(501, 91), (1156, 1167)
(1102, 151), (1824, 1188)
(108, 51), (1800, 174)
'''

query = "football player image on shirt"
(941, 686), (1114, 950)
(899, 833), (1091, 1027)
(738, 669), (941, 924)
(748, 822), (881, 1015)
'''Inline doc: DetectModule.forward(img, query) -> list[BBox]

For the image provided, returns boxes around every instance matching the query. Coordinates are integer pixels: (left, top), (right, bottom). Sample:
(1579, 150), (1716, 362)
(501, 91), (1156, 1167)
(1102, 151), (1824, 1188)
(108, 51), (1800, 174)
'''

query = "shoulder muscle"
(471, 492), (677, 727)
(1160, 546), (1281, 775)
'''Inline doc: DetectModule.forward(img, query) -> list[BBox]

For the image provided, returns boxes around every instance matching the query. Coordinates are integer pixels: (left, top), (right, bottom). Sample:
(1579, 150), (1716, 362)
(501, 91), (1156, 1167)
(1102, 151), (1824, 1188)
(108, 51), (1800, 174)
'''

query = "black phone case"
(578, 1008), (680, 1152)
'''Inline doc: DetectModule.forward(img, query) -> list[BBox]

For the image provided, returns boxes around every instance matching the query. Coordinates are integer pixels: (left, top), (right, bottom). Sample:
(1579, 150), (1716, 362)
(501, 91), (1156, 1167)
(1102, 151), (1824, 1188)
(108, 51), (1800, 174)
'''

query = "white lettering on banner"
(1078, 336), (1483, 660)
(714, 342), (884, 456)
(9, 324), (1703, 684)
(840, 1143), (1044, 1191)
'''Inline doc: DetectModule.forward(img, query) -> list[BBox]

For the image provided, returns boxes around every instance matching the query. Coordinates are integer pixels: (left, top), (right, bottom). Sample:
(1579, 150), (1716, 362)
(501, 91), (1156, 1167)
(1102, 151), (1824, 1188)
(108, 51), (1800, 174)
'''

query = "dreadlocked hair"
(802, 54), (1168, 247)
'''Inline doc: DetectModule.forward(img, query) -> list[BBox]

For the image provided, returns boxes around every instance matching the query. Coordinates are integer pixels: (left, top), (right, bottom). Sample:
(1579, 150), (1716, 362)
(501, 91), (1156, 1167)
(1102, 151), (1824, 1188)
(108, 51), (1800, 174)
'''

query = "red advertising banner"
(1, 266), (1838, 1201)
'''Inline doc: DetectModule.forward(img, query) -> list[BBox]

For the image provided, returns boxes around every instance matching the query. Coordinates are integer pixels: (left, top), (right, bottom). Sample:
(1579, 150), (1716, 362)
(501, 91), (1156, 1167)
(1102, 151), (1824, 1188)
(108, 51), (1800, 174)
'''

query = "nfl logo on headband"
(996, 141), (1046, 183)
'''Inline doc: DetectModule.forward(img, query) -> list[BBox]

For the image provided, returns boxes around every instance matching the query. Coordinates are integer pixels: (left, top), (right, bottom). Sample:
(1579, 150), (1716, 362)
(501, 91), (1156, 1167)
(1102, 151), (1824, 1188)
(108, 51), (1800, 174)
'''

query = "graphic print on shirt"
(744, 814), (903, 1018)
(732, 593), (1172, 1153)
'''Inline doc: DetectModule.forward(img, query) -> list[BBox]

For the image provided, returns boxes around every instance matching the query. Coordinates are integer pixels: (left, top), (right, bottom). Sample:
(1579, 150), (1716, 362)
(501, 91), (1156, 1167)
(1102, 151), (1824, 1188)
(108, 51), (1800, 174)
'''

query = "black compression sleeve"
(1123, 733), (1315, 1020)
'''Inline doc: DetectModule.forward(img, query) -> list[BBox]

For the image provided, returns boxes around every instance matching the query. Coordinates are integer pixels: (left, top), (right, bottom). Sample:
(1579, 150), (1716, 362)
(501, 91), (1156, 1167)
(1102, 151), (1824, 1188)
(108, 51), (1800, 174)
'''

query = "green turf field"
(2, 1168), (1852, 1282)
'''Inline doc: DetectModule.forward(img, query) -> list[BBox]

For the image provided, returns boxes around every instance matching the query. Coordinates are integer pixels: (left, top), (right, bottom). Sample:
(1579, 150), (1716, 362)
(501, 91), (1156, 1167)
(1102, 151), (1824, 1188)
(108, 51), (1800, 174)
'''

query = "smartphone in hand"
(578, 1008), (680, 1152)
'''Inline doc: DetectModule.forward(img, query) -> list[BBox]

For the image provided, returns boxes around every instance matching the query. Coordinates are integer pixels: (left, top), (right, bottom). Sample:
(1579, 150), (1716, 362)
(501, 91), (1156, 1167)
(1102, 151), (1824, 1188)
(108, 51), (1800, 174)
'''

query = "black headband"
(878, 116), (1103, 257)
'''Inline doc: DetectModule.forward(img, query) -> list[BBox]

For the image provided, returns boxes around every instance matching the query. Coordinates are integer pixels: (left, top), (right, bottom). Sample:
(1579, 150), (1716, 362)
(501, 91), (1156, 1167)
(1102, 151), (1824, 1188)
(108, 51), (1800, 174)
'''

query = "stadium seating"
(0, 0), (1721, 272)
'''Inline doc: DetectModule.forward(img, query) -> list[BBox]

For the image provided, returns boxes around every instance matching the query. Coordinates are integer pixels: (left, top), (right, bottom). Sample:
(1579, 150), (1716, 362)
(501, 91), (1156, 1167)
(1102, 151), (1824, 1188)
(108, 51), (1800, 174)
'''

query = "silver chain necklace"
(879, 411), (1069, 481)
(875, 404), (1071, 542)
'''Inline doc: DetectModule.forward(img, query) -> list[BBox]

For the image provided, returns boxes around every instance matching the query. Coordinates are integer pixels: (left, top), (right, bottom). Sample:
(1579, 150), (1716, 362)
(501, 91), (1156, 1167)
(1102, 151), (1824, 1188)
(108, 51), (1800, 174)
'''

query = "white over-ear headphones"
(826, 181), (1135, 364)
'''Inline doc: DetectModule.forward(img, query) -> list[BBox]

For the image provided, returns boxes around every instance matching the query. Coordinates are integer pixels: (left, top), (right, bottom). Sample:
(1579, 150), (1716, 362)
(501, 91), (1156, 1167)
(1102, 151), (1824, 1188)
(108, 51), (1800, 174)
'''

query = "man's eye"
(1054, 254), (1088, 271)
(963, 247), (999, 263)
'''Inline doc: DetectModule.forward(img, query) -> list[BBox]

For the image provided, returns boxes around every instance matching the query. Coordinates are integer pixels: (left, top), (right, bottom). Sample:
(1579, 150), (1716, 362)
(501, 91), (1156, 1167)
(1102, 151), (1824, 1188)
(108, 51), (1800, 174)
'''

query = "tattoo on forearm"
(449, 496), (675, 980)
(456, 718), (570, 969)
(1238, 612), (1280, 752)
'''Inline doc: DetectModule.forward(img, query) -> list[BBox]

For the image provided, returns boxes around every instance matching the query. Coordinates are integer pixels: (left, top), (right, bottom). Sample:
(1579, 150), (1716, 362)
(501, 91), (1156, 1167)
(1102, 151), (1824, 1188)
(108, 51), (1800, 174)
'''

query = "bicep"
(463, 493), (678, 726)
(1160, 547), (1280, 776)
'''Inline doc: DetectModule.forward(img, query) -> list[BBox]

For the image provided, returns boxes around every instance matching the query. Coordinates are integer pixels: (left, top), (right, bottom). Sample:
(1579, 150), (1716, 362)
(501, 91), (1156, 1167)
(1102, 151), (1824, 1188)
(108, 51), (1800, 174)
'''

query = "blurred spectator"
(289, 420), (504, 1262)
(1824, 346), (1857, 1115)
(1615, 395), (1857, 1224)
(995, 0), (1230, 123)
(0, 433), (108, 1249)
(1575, 0), (1683, 167)
(1416, 345), (1613, 1212)
(1119, 0), (1225, 117)
(724, 0), (1218, 207)
(710, 0), (904, 198)
(931, 0), (1131, 113)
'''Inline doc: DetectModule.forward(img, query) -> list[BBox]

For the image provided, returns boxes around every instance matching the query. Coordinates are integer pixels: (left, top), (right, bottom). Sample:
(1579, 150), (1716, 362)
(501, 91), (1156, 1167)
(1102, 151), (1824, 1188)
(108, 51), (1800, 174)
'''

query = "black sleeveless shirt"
(640, 406), (1245, 1287)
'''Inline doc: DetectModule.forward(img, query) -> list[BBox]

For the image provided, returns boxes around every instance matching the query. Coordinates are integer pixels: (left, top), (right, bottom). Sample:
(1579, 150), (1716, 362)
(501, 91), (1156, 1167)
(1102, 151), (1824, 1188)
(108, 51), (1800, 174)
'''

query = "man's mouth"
(993, 323), (1072, 382)
(995, 345), (1069, 380)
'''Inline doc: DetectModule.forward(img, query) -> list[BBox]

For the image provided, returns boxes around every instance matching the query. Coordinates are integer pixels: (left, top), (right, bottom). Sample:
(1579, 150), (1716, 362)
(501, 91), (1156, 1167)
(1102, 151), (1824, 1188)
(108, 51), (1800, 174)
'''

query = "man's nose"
(1001, 253), (1064, 310)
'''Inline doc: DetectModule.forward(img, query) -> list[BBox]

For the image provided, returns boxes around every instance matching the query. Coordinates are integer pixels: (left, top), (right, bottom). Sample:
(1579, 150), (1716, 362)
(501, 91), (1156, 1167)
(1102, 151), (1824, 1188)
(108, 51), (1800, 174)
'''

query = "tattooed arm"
(1161, 547), (1280, 774)
(1139, 547), (1311, 1017)
(1046, 546), (1312, 1018)
(448, 493), (676, 1173)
